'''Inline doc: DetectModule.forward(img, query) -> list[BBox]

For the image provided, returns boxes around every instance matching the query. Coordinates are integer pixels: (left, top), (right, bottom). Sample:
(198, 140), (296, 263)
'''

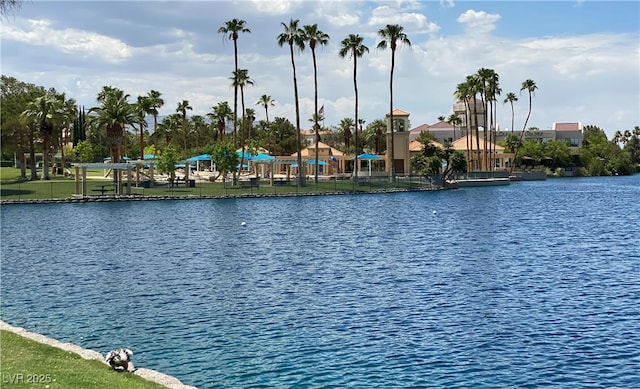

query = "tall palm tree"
(176, 99), (192, 150)
(277, 19), (306, 186)
(377, 24), (410, 181)
(218, 19), (251, 146)
(339, 33), (368, 181)
(22, 94), (58, 180)
(146, 90), (164, 139)
(231, 68), (255, 173)
(477, 68), (501, 170)
(135, 95), (151, 160)
(454, 80), (474, 172)
(504, 92), (518, 134)
(56, 92), (77, 174)
(302, 23), (330, 183)
(256, 94), (275, 125)
(511, 79), (538, 174)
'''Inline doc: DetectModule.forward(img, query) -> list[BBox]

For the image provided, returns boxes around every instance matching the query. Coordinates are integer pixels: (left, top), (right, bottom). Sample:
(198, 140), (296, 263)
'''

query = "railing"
(0, 175), (438, 202)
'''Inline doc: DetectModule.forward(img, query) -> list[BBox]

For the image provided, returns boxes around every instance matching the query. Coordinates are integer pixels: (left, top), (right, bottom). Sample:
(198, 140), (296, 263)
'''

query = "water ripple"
(1, 176), (639, 388)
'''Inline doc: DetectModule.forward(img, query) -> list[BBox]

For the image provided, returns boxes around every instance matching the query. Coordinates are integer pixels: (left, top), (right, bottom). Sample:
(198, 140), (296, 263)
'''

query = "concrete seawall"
(0, 321), (197, 389)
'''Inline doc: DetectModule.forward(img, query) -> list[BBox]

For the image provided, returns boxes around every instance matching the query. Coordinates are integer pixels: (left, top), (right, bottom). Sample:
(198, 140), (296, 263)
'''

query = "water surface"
(2, 176), (639, 388)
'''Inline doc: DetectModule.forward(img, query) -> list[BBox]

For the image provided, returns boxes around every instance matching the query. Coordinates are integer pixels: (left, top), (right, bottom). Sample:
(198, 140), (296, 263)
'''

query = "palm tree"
(88, 87), (138, 189)
(511, 79), (538, 174)
(339, 33), (368, 181)
(256, 94), (275, 125)
(339, 117), (355, 148)
(146, 90), (164, 140)
(477, 68), (501, 170)
(454, 80), (474, 172)
(504, 92), (518, 134)
(56, 93), (77, 174)
(446, 113), (462, 141)
(208, 101), (233, 140)
(218, 19), (251, 146)
(277, 19), (306, 186)
(22, 94), (58, 180)
(231, 69), (255, 173)
(377, 24), (410, 181)
(176, 99), (192, 150)
(134, 95), (151, 160)
(302, 23), (330, 183)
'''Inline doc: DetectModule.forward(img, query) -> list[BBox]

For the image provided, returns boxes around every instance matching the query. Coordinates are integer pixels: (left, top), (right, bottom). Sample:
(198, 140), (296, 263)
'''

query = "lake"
(1, 176), (639, 388)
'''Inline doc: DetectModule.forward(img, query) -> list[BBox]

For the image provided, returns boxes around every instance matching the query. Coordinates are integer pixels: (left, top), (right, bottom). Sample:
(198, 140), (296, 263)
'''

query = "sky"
(2, 0), (639, 138)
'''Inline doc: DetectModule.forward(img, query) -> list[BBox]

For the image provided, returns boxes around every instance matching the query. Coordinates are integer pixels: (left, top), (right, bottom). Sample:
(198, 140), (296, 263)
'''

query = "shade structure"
(354, 153), (381, 176)
(143, 154), (157, 160)
(186, 154), (212, 162)
(307, 159), (328, 166)
(355, 153), (381, 160)
(249, 153), (275, 162)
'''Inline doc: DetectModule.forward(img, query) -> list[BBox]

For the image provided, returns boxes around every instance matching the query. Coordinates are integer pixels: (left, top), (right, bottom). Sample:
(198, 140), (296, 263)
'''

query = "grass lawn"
(1, 167), (432, 201)
(0, 330), (167, 389)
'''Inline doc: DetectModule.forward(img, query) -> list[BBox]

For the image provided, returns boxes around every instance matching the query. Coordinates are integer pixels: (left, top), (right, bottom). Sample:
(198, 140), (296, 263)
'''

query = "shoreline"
(0, 320), (197, 389)
(0, 186), (440, 205)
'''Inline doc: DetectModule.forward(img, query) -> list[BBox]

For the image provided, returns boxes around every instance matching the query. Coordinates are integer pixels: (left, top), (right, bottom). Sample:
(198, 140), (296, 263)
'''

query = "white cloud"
(2, 18), (131, 62)
(250, 0), (301, 15)
(457, 9), (501, 34)
(440, 0), (455, 8)
(368, 5), (440, 34)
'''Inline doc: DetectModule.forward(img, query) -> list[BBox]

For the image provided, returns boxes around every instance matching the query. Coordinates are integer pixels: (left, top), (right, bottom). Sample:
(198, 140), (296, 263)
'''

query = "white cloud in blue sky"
(2, 0), (638, 137)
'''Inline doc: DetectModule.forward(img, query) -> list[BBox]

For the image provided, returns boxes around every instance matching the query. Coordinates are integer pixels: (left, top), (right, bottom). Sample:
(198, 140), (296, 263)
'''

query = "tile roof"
(451, 135), (504, 151)
(386, 109), (410, 116)
(409, 140), (444, 151)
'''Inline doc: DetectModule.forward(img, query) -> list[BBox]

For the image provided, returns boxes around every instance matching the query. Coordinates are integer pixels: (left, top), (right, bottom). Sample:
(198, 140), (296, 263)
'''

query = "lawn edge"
(0, 320), (197, 389)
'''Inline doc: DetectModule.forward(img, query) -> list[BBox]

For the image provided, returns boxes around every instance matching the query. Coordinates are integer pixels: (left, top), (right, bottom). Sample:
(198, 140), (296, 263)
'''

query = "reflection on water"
(2, 176), (639, 388)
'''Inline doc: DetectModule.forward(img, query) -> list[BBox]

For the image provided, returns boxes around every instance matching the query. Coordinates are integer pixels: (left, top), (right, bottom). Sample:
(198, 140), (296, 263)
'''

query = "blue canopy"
(175, 163), (196, 168)
(308, 159), (328, 166)
(143, 154), (157, 160)
(250, 153), (274, 162)
(355, 153), (381, 160)
(186, 154), (212, 162)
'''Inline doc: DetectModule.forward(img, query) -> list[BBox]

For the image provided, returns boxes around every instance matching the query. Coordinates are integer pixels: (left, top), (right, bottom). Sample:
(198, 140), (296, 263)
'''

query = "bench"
(239, 179), (260, 188)
(273, 178), (290, 186)
(91, 185), (113, 195)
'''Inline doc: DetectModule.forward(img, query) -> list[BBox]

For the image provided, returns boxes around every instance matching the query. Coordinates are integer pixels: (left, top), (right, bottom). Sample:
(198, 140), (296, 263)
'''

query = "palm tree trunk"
(353, 55), (359, 181)
(313, 48), (319, 184)
(389, 49), (395, 181)
(233, 39), (239, 146)
(290, 44), (304, 186)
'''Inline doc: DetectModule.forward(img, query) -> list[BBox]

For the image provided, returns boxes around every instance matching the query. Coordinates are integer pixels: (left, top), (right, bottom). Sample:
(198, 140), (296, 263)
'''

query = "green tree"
(411, 141), (466, 187)
(157, 145), (179, 182)
(339, 117), (354, 149)
(208, 141), (237, 182)
(277, 18), (306, 186)
(74, 140), (96, 163)
(377, 24), (411, 181)
(339, 33), (368, 181)
(218, 18), (251, 144)
(230, 68), (255, 179)
(134, 95), (152, 160)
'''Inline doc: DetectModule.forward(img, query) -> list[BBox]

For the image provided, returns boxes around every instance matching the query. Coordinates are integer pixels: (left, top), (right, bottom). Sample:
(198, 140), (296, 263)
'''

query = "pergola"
(71, 160), (155, 196)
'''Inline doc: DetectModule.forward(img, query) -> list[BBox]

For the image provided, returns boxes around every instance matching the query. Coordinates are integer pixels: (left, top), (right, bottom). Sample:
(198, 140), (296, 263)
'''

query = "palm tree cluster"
(453, 69), (537, 173)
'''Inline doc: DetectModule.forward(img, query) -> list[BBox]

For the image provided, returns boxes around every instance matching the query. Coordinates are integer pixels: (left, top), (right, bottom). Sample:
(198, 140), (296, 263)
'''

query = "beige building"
(386, 109), (411, 175)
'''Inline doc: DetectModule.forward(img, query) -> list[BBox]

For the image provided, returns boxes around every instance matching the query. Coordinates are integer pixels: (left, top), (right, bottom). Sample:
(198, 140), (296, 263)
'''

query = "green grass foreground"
(0, 167), (433, 201)
(0, 330), (167, 388)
